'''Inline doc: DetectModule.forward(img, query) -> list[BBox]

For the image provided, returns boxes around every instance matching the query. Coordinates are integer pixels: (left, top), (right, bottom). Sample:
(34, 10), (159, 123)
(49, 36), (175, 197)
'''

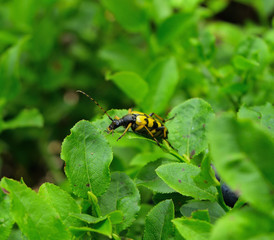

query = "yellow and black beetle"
(77, 90), (171, 147)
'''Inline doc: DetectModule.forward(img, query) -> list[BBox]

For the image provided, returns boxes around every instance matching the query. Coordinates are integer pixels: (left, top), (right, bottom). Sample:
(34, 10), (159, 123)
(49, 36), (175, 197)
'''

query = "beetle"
(76, 90), (171, 147)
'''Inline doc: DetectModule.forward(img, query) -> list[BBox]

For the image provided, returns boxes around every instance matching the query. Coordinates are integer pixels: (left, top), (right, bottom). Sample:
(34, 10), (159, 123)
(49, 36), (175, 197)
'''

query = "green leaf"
(98, 172), (140, 233)
(193, 155), (219, 189)
(70, 213), (106, 224)
(0, 37), (28, 103)
(173, 217), (212, 240)
(135, 159), (175, 193)
(235, 36), (270, 72)
(2, 109), (44, 130)
(61, 120), (113, 198)
(0, 178), (70, 240)
(143, 200), (174, 240)
(38, 183), (82, 229)
(108, 210), (124, 224)
(156, 163), (218, 201)
(142, 56), (179, 114)
(238, 103), (274, 138)
(197, 30), (216, 60)
(232, 55), (259, 71)
(157, 12), (196, 45)
(191, 210), (210, 223)
(98, 40), (149, 76)
(101, 0), (147, 32)
(166, 98), (215, 157)
(208, 115), (274, 214)
(180, 200), (226, 223)
(0, 193), (14, 240)
(69, 218), (112, 238)
(130, 152), (175, 167)
(210, 207), (274, 240)
(107, 71), (148, 105)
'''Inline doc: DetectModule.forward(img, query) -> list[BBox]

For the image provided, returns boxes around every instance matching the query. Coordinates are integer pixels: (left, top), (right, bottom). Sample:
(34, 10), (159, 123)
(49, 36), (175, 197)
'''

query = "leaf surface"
(38, 183), (82, 228)
(107, 71), (148, 105)
(61, 120), (112, 198)
(209, 115), (274, 214)
(166, 98), (215, 157)
(156, 163), (217, 201)
(142, 57), (179, 114)
(173, 218), (212, 240)
(143, 200), (174, 240)
(98, 172), (140, 233)
(0, 178), (70, 240)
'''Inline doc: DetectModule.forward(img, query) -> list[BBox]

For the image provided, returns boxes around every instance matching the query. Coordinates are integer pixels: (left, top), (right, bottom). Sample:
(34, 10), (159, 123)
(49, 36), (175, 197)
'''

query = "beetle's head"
(107, 119), (120, 132)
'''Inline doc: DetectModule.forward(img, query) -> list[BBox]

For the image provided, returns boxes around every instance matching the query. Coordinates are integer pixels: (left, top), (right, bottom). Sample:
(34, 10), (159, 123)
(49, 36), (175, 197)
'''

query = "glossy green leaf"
(142, 57), (179, 114)
(38, 183), (82, 229)
(143, 200), (174, 240)
(61, 120), (113, 198)
(2, 109), (44, 131)
(166, 98), (215, 157)
(156, 163), (218, 201)
(157, 12), (196, 45)
(107, 71), (148, 105)
(101, 0), (147, 32)
(98, 172), (140, 233)
(0, 178), (70, 240)
(180, 200), (225, 223)
(209, 115), (274, 214)
(173, 217), (212, 240)
(210, 207), (274, 240)
(0, 193), (14, 240)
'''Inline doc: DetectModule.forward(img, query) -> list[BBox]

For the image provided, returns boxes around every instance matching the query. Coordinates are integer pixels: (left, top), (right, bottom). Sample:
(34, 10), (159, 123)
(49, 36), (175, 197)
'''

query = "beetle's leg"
(128, 108), (132, 114)
(114, 116), (120, 120)
(149, 112), (165, 123)
(164, 139), (174, 149)
(149, 113), (176, 123)
(135, 124), (144, 131)
(165, 114), (176, 122)
(117, 123), (132, 141)
(143, 125), (161, 147)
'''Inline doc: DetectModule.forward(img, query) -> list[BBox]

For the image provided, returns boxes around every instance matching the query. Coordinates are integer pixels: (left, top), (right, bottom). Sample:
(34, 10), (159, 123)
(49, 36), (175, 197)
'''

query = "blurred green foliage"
(0, 0), (274, 239)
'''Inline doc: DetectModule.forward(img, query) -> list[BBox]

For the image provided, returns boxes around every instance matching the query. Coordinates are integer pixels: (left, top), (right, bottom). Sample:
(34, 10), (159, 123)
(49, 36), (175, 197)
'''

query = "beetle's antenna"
(76, 90), (114, 121)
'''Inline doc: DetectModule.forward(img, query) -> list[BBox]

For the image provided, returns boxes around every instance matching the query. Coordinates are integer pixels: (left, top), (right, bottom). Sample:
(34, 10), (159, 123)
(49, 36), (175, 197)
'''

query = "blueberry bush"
(0, 0), (274, 239)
